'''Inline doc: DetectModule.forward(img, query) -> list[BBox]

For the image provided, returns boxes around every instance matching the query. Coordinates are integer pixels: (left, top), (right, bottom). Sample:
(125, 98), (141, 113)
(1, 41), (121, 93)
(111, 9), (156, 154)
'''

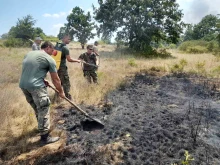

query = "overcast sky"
(177, 0), (220, 24)
(0, 0), (219, 42)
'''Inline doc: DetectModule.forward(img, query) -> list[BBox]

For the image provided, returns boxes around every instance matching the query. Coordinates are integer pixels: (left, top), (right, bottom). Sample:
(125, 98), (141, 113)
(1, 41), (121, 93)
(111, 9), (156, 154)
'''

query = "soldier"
(78, 45), (98, 84)
(32, 37), (42, 50)
(93, 41), (99, 56)
(19, 41), (65, 144)
(57, 34), (81, 100)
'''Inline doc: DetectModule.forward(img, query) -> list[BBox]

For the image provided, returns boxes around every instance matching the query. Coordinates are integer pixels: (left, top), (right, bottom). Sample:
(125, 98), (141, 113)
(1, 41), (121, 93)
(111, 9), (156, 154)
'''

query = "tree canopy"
(8, 15), (36, 40)
(183, 14), (219, 42)
(7, 15), (46, 41)
(193, 14), (218, 41)
(58, 7), (95, 48)
(93, 0), (185, 53)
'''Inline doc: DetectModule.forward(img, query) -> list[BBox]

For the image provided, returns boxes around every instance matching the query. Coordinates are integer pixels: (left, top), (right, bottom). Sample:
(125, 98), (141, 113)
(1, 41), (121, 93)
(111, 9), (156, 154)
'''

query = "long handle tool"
(80, 61), (98, 68)
(49, 85), (104, 127)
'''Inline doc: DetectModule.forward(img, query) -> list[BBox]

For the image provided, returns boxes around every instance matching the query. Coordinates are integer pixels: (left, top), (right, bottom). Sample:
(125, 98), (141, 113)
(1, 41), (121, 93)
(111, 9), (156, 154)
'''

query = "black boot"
(40, 133), (60, 144)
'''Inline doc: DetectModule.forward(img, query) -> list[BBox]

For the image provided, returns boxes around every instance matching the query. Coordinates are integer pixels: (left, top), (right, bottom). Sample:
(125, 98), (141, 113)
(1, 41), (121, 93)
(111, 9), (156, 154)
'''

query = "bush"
(178, 40), (220, 54)
(139, 48), (172, 59)
(178, 40), (208, 52)
(212, 47), (220, 56)
(212, 66), (220, 74)
(3, 38), (31, 47)
(128, 58), (137, 67)
(186, 46), (208, 54)
(207, 41), (218, 52)
(170, 59), (188, 73)
(168, 44), (177, 49)
(195, 61), (206, 75)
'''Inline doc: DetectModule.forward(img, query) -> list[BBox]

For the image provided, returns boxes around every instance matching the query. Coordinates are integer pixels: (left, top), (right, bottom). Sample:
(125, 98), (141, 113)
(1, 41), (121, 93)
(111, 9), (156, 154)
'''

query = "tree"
(0, 33), (9, 39)
(183, 24), (194, 41)
(93, 0), (185, 53)
(57, 25), (68, 40)
(215, 14), (220, 47)
(34, 27), (46, 38)
(66, 7), (95, 49)
(192, 14), (218, 41)
(8, 15), (36, 40)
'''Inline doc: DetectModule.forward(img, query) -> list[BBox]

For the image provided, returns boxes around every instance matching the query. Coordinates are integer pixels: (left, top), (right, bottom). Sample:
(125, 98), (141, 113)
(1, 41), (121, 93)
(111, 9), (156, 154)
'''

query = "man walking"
(57, 34), (81, 100)
(19, 41), (65, 144)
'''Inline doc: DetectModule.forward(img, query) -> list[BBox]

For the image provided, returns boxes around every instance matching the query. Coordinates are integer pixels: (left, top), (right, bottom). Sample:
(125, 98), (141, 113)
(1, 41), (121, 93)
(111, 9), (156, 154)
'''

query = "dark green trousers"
(83, 70), (98, 83)
(58, 66), (71, 98)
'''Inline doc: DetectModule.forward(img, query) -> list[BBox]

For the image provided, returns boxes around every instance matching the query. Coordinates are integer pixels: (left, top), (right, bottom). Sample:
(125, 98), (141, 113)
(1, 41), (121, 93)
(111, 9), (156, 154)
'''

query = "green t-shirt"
(19, 50), (57, 89)
(59, 44), (70, 68)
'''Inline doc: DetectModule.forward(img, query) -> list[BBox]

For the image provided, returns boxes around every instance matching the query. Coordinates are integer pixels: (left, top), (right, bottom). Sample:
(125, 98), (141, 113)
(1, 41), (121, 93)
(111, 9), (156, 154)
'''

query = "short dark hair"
(94, 41), (98, 45)
(62, 34), (70, 39)
(41, 41), (54, 49)
(87, 45), (93, 49)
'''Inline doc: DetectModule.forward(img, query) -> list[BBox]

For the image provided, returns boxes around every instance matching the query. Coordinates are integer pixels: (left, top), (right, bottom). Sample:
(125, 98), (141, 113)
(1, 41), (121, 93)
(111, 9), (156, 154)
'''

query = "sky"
(0, 0), (220, 43)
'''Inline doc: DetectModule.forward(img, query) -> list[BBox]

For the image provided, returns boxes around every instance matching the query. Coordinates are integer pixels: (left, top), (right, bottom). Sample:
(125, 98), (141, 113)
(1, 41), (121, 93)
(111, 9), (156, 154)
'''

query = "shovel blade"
(81, 119), (104, 131)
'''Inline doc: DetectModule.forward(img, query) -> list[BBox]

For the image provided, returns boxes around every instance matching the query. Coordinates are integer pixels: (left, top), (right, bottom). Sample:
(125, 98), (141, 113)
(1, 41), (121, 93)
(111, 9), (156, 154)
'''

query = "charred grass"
(0, 44), (220, 164)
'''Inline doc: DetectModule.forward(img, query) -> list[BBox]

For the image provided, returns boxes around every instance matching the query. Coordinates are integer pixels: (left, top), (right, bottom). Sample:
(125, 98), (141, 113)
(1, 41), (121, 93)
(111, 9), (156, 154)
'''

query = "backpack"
(51, 42), (64, 70)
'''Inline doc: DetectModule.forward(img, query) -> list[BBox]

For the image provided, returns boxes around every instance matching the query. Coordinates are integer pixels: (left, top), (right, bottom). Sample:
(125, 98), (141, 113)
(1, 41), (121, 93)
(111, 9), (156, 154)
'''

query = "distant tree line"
(179, 14), (220, 55)
(1, 1), (219, 56)
(0, 15), (58, 47)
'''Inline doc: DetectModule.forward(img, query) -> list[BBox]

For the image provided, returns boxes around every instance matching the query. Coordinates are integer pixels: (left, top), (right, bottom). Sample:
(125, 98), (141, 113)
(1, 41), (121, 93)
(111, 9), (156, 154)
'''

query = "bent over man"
(19, 41), (65, 144)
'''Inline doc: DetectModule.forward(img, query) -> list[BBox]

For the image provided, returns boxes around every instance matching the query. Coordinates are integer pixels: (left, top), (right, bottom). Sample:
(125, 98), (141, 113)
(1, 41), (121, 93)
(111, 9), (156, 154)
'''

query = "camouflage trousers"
(21, 87), (50, 135)
(83, 70), (98, 83)
(58, 66), (71, 98)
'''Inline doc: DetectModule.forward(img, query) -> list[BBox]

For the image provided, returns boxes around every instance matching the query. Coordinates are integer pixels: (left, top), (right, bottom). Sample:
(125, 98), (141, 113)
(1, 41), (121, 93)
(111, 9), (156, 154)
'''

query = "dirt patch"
(26, 73), (220, 164)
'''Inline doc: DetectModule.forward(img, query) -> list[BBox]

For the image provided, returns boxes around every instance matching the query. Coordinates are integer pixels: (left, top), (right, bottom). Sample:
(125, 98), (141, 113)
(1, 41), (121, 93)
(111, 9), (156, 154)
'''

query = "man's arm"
(66, 55), (81, 63)
(50, 72), (65, 98)
(62, 46), (80, 63)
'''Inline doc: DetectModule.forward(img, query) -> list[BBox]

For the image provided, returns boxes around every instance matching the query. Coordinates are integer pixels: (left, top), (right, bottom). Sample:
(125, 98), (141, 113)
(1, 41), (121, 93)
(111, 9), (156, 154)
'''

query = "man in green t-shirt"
(78, 45), (98, 83)
(57, 34), (81, 100)
(19, 41), (65, 144)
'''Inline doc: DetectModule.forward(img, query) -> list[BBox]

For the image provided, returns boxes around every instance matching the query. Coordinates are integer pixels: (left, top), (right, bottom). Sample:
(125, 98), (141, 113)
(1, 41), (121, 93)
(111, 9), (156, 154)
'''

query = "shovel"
(48, 84), (104, 128)
(80, 61), (98, 68)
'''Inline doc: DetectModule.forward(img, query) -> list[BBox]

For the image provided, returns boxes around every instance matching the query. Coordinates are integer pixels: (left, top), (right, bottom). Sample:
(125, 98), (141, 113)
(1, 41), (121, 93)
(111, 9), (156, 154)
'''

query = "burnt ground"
(36, 73), (220, 165)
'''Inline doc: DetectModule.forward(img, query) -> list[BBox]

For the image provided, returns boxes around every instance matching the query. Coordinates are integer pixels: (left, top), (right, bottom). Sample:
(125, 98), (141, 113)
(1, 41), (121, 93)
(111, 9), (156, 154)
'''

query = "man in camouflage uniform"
(93, 41), (99, 56)
(19, 41), (65, 144)
(93, 41), (100, 67)
(78, 45), (98, 83)
(32, 37), (42, 50)
(57, 34), (81, 100)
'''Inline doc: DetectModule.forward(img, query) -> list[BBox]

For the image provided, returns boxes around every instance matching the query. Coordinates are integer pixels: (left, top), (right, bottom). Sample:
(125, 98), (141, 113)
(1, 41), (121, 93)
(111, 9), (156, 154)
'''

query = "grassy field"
(0, 43), (220, 163)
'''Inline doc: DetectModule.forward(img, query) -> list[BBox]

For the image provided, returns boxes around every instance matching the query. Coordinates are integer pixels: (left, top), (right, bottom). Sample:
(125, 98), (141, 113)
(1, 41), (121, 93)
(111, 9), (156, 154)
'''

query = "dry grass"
(1, 43), (220, 163)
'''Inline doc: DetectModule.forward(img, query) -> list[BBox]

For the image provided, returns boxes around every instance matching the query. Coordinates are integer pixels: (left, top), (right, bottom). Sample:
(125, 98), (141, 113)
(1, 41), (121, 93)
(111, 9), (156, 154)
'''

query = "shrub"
(3, 38), (31, 47)
(128, 58), (137, 67)
(207, 41), (218, 52)
(195, 61), (206, 75)
(211, 66), (220, 74)
(212, 47), (220, 56)
(168, 44), (177, 49)
(149, 66), (166, 72)
(170, 59), (188, 73)
(178, 40), (208, 52)
(139, 48), (172, 59)
(186, 46), (208, 54)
